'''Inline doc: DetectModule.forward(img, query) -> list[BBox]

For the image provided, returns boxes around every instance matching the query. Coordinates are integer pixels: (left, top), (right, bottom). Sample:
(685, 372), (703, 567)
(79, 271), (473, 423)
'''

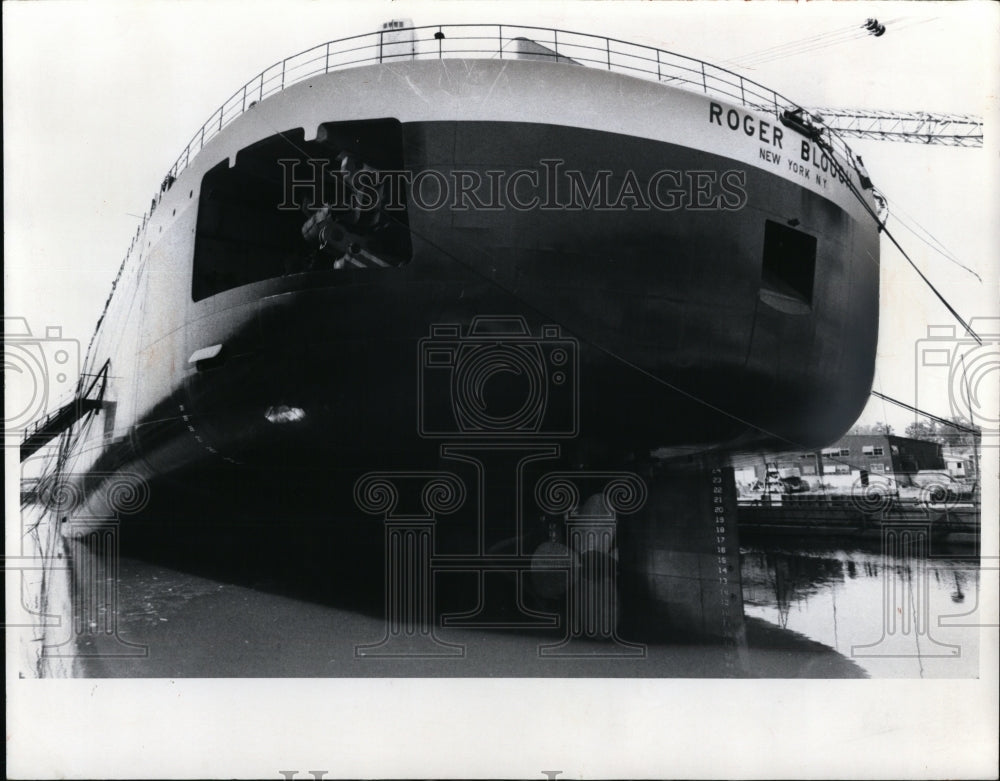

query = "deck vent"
(760, 220), (816, 308)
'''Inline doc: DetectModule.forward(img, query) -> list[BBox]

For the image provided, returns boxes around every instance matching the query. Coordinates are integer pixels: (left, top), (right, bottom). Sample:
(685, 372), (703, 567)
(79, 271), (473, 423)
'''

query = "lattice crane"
(805, 108), (983, 147)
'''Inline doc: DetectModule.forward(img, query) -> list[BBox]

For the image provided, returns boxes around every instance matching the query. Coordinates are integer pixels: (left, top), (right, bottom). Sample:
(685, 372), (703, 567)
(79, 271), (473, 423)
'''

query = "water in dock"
(741, 539), (982, 678)
(13, 500), (983, 678)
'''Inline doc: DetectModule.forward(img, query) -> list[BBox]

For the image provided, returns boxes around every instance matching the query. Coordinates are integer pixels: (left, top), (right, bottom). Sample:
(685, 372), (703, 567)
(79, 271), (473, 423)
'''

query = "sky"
(4, 3), (999, 776)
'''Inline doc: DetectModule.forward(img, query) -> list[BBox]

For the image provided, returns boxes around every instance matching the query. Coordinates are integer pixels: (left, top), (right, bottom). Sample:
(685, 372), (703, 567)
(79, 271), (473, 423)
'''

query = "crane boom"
(806, 108), (983, 147)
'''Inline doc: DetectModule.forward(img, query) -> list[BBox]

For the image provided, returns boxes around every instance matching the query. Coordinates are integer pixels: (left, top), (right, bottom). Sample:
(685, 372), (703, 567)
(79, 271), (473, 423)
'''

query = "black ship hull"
(26, 55), (880, 645)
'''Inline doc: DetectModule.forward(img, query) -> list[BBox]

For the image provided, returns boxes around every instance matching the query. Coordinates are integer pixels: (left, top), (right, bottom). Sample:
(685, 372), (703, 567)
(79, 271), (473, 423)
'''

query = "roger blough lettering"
(277, 159), (749, 212)
(709, 102), (784, 148)
(799, 140), (851, 186)
(709, 101), (851, 189)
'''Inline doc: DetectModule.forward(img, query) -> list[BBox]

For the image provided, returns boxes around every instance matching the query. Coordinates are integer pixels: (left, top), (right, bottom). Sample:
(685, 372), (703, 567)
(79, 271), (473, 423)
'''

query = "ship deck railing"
(163, 24), (863, 184)
(83, 23), (865, 370)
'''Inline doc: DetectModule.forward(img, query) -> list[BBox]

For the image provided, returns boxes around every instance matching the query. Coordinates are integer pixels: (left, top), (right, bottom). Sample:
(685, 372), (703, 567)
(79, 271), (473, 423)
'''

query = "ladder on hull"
(20, 361), (109, 462)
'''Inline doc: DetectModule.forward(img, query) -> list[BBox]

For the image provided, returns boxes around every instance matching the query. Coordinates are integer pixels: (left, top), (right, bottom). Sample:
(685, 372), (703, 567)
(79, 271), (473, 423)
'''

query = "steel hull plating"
(81, 122), (877, 494)
(20, 55), (881, 651)
(46, 60), (877, 529)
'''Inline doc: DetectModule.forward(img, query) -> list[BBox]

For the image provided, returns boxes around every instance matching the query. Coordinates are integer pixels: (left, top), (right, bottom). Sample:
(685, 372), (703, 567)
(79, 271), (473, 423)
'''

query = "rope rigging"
(808, 130), (983, 346)
(870, 391), (981, 435)
(731, 17), (943, 70)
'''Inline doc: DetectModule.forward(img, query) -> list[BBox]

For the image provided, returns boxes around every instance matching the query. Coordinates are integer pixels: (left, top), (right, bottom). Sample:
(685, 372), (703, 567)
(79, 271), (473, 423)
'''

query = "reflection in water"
(741, 541), (981, 678)
(18, 505), (871, 678)
(17, 482), (982, 678)
(13, 505), (79, 678)
(950, 571), (967, 604)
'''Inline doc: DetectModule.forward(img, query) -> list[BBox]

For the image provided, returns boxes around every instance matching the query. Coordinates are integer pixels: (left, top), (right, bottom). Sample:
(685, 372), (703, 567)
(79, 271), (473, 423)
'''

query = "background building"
(735, 434), (945, 491)
(942, 448), (979, 480)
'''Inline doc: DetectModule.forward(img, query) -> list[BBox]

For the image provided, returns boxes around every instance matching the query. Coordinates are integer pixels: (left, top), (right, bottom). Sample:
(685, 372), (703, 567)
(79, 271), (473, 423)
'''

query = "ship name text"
(709, 102), (784, 148)
(710, 102), (851, 191)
